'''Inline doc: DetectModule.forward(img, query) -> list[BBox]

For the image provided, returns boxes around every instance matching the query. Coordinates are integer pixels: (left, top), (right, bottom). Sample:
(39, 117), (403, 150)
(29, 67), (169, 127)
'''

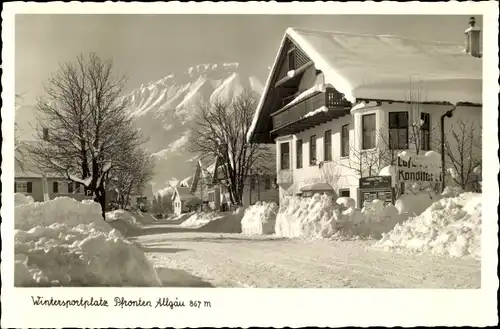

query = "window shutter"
(14, 182), (17, 193)
(53, 181), (59, 193)
(27, 182), (32, 193)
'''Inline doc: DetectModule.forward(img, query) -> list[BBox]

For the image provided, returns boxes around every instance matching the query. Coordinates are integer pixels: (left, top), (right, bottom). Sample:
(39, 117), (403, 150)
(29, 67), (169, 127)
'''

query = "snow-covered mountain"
(123, 62), (264, 192)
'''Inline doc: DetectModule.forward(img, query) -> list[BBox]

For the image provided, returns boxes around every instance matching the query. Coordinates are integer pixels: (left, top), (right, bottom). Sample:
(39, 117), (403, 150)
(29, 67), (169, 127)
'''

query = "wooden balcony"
(276, 169), (293, 185)
(271, 87), (352, 136)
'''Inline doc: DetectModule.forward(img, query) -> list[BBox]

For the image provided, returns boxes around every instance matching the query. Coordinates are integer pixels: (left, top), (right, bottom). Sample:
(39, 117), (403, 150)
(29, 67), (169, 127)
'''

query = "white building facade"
(248, 19), (482, 207)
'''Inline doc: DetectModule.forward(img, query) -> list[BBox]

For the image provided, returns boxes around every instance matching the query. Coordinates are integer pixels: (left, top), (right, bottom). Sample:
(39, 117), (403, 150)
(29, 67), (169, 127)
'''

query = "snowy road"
(131, 222), (481, 288)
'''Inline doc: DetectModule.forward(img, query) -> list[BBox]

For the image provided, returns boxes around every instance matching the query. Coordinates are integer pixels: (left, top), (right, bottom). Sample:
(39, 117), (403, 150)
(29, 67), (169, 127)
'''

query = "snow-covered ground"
(135, 230), (480, 288)
(14, 187), (482, 288)
(14, 195), (161, 287)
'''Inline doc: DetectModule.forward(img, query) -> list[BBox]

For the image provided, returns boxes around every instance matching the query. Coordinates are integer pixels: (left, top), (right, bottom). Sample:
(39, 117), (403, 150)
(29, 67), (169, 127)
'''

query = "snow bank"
(376, 193), (482, 259)
(15, 197), (161, 286)
(106, 209), (142, 236)
(16, 197), (106, 231)
(179, 211), (222, 229)
(15, 193), (34, 207)
(241, 202), (279, 235)
(198, 207), (246, 234)
(276, 194), (407, 239)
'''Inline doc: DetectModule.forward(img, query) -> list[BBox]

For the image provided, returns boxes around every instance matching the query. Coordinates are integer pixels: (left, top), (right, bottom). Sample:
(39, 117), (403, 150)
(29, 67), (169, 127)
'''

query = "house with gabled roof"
(15, 141), (91, 202)
(247, 17), (482, 206)
(187, 155), (279, 211)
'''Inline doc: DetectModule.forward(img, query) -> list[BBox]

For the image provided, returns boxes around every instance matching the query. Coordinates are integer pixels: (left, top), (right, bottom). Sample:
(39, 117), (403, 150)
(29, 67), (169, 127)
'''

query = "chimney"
(464, 16), (481, 58)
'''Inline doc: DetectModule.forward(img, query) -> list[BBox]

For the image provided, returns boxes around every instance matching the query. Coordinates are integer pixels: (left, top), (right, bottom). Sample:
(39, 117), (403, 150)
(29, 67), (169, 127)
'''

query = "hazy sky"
(16, 14), (480, 103)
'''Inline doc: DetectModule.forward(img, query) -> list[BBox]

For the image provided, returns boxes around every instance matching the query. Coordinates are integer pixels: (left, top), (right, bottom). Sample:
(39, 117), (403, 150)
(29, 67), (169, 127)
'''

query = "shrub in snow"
(376, 193), (481, 259)
(106, 209), (142, 236)
(14, 197), (161, 286)
(241, 202), (279, 236)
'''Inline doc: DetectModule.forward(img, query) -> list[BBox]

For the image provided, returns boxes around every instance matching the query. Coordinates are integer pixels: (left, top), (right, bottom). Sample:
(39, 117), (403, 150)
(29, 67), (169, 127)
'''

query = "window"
(15, 181), (32, 193)
(296, 139), (303, 169)
(53, 181), (59, 193)
(264, 176), (272, 190)
(420, 112), (431, 151)
(341, 124), (349, 157)
(362, 114), (376, 150)
(74, 183), (81, 193)
(287, 48), (296, 71)
(68, 182), (74, 193)
(339, 189), (350, 198)
(324, 130), (332, 161)
(389, 112), (409, 150)
(280, 142), (290, 170)
(309, 135), (317, 165)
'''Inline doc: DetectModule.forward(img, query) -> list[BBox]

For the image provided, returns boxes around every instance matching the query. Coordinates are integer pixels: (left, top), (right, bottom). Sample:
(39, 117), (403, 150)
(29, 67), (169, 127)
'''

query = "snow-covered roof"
(286, 28), (481, 104)
(179, 176), (193, 188)
(248, 27), (482, 143)
(171, 186), (195, 201)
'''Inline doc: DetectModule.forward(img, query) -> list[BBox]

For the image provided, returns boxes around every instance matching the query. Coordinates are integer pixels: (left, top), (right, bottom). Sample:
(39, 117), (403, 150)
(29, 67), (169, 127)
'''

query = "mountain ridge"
(124, 62), (264, 192)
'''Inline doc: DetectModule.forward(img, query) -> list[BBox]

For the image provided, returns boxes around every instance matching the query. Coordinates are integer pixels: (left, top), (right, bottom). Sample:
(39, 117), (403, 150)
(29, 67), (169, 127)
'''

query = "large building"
(15, 142), (92, 202)
(247, 17), (482, 207)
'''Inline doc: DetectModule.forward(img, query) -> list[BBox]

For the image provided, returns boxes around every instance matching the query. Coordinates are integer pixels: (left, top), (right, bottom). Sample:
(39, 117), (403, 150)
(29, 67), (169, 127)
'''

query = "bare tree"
(152, 193), (173, 216)
(442, 120), (482, 192)
(108, 148), (155, 209)
(189, 90), (272, 205)
(333, 139), (388, 180)
(27, 53), (143, 218)
(15, 94), (26, 171)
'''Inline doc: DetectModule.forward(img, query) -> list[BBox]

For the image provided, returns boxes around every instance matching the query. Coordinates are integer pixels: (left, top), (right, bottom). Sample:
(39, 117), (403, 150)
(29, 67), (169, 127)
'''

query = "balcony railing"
(271, 87), (351, 132)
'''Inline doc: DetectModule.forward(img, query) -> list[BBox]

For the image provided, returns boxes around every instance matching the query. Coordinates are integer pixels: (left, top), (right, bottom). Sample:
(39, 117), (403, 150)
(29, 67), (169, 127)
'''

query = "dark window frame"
(296, 139), (303, 169)
(280, 142), (290, 170)
(362, 114), (377, 150)
(264, 175), (272, 190)
(309, 135), (317, 166)
(53, 181), (59, 193)
(420, 112), (431, 151)
(341, 124), (349, 157)
(287, 48), (296, 71)
(388, 111), (409, 150)
(324, 130), (332, 162)
(339, 189), (351, 198)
